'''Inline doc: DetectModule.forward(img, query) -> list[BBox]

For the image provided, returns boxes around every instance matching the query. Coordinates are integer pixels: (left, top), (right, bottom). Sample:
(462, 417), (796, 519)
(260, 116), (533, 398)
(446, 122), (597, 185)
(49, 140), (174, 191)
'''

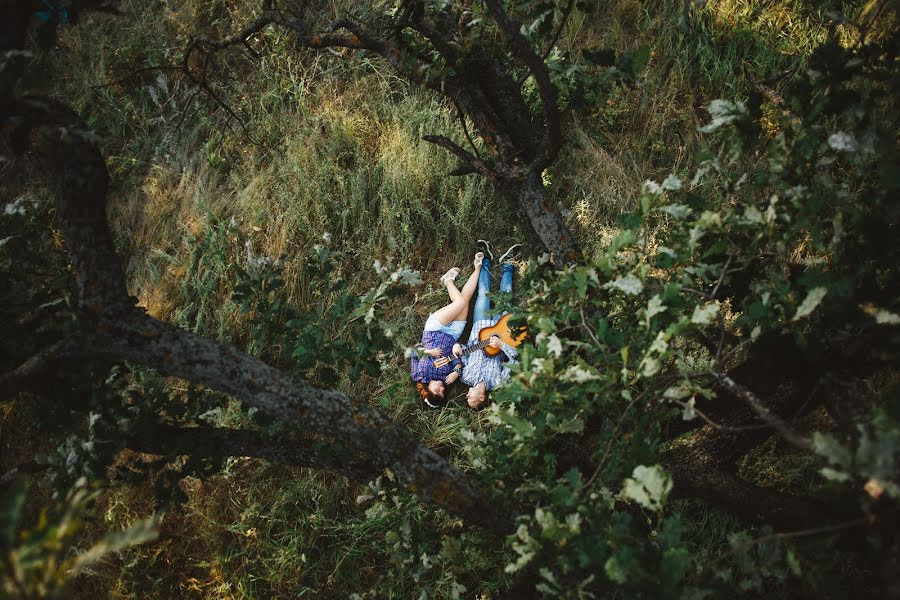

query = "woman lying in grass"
(410, 252), (484, 408)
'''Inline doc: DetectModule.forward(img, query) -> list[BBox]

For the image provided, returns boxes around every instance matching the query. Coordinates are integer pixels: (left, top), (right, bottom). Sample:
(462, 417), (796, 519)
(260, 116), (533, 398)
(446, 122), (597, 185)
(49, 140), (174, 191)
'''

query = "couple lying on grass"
(410, 242), (520, 410)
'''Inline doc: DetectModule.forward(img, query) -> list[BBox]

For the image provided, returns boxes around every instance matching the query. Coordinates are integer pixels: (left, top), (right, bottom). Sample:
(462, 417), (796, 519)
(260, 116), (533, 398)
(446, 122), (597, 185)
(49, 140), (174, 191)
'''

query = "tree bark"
(502, 171), (580, 264)
(662, 427), (843, 530)
(2, 95), (515, 533)
(183, 2), (583, 264)
(124, 423), (379, 484)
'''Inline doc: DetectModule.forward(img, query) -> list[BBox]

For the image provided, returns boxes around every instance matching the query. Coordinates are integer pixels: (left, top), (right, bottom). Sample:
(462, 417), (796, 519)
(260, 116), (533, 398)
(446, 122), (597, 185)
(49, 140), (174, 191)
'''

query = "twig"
(422, 134), (494, 178)
(707, 254), (732, 300)
(699, 518), (866, 577)
(579, 305), (602, 348)
(541, 0), (577, 61)
(516, 0), (577, 87)
(583, 385), (660, 491)
(91, 64), (183, 90)
(453, 99), (481, 159)
(0, 337), (82, 398)
(711, 370), (812, 450)
(669, 398), (773, 433)
(714, 312), (728, 367)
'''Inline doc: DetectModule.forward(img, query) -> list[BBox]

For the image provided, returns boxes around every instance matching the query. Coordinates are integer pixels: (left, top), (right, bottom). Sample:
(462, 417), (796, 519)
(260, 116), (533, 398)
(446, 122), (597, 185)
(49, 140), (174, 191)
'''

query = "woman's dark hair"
(415, 382), (443, 409)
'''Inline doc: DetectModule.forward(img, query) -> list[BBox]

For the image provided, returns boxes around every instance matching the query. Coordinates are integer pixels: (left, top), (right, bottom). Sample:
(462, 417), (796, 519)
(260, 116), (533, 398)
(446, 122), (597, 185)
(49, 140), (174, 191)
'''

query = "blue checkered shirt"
(410, 330), (457, 384)
(460, 317), (518, 391)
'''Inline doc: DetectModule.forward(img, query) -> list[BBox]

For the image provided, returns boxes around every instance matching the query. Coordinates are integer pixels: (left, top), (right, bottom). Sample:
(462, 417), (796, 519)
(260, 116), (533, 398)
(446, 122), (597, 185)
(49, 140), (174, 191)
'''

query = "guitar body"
(432, 314), (527, 367)
(478, 313), (527, 357)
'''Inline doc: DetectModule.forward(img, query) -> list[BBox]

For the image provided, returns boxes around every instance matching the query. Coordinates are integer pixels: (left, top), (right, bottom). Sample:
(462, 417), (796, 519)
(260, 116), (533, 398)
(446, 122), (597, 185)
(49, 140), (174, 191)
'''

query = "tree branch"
(710, 371), (812, 450)
(541, 0), (577, 61)
(422, 134), (494, 178)
(10, 90), (514, 533)
(124, 423), (378, 484)
(483, 0), (562, 172)
(0, 337), (83, 399)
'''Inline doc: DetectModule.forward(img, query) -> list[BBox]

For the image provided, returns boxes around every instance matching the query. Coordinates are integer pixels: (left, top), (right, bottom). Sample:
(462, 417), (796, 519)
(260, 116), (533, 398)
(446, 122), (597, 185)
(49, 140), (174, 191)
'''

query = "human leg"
(434, 254), (483, 325)
(500, 262), (513, 294)
(450, 252), (484, 321)
(472, 257), (491, 323)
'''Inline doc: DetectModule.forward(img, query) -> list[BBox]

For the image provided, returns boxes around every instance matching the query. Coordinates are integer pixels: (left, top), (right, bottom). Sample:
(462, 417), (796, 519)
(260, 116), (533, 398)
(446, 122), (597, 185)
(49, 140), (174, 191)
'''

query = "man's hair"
(467, 388), (491, 411)
(415, 382), (443, 409)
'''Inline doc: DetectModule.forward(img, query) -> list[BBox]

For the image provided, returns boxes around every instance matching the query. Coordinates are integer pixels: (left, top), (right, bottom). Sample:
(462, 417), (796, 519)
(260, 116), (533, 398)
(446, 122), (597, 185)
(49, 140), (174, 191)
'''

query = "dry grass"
(38, 0), (877, 597)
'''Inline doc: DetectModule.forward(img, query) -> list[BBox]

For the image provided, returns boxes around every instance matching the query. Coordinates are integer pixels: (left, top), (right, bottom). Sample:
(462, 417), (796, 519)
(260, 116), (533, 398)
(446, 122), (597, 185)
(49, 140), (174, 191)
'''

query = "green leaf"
(605, 274), (643, 296)
(0, 478), (27, 550)
(691, 303), (719, 325)
(631, 45), (651, 72)
(619, 464), (673, 511)
(819, 467), (850, 482)
(812, 432), (852, 467)
(645, 295), (667, 326)
(604, 555), (628, 584)
(583, 47), (616, 66)
(792, 287), (828, 321)
(786, 548), (803, 576)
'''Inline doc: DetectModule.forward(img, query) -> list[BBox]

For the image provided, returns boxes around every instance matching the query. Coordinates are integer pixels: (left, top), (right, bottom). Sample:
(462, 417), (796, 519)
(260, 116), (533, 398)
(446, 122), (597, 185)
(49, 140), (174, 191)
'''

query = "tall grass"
(45, 0), (881, 597)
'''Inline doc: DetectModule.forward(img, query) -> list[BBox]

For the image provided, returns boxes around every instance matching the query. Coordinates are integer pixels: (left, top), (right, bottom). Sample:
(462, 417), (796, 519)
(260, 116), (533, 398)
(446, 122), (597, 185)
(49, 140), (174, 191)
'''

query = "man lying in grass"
(410, 252), (485, 409)
(453, 243), (521, 410)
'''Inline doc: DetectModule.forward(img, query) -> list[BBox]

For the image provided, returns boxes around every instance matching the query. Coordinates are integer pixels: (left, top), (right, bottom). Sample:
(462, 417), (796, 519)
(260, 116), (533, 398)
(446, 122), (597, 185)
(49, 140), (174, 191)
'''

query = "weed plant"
(31, 0), (888, 597)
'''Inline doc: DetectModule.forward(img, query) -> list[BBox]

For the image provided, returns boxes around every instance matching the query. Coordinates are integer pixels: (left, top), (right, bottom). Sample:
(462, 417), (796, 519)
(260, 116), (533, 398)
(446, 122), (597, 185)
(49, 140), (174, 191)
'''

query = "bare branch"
(699, 518), (866, 578)
(711, 370), (812, 450)
(0, 337), (82, 399)
(669, 398), (775, 434)
(583, 385), (656, 491)
(708, 254), (733, 300)
(422, 134), (494, 178)
(453, 99), (482, 159)
(541, 0), (577, 61)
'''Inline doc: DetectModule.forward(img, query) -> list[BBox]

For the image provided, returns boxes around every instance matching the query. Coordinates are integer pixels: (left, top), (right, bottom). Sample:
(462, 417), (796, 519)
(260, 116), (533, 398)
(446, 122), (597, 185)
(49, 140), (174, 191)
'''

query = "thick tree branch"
(19, 98), (129, 309)
(0, 337), (82, 399)
(483, 0), (562, 172)
(124, 423), (378, 484)
(9, 94), (514, 533)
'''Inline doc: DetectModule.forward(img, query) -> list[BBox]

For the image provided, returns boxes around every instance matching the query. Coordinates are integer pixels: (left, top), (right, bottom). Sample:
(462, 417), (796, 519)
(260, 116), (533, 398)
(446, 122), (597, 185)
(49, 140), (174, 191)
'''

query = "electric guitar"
(433, 313), (526, 368)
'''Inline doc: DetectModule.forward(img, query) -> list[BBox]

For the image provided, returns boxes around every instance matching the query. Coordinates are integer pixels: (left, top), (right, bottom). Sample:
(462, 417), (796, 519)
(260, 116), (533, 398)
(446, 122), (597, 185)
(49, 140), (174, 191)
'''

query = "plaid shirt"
(410, 329), (457, 384)
(461, 317), (518, 391)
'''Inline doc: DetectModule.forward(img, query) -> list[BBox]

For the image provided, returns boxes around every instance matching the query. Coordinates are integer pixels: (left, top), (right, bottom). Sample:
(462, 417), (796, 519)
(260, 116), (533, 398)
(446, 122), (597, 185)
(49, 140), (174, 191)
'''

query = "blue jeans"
(472, 258), (513, 323)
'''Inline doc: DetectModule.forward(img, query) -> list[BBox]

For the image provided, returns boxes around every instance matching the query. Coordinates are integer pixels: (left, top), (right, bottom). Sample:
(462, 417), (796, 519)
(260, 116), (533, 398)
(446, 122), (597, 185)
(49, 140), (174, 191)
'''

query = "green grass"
(41, 0), (882, 597)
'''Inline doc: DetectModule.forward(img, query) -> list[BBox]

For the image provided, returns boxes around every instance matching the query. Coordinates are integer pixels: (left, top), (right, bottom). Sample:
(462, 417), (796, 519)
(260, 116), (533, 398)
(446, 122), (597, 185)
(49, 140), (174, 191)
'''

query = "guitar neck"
(460, 339), (491, 358)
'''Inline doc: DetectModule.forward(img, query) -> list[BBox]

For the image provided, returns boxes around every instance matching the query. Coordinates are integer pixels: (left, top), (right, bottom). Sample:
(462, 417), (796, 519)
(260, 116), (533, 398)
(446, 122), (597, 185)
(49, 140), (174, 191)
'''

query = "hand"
(444, 371), (459, 385)
(489, 335), (503, 349)
(427, 347), (443, 358)
(452, 343), (463, 357)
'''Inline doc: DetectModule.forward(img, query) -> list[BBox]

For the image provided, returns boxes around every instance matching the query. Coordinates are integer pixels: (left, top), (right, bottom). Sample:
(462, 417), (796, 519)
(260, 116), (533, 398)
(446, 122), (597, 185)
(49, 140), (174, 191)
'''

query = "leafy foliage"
(0, 479), (158, 599)
(3, 1), (899, 598)
(450, 24), (899, 597)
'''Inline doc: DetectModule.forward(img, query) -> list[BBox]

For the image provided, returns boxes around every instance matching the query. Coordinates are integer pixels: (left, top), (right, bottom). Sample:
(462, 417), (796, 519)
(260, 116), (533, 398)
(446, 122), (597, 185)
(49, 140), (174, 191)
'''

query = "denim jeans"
(472, 258), (513, 323)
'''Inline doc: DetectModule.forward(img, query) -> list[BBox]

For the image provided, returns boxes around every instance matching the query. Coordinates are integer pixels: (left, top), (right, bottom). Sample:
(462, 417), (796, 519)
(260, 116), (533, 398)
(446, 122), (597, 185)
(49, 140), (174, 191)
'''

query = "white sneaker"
(477, 239), (494, 261)
(498, 243), (522, 264)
